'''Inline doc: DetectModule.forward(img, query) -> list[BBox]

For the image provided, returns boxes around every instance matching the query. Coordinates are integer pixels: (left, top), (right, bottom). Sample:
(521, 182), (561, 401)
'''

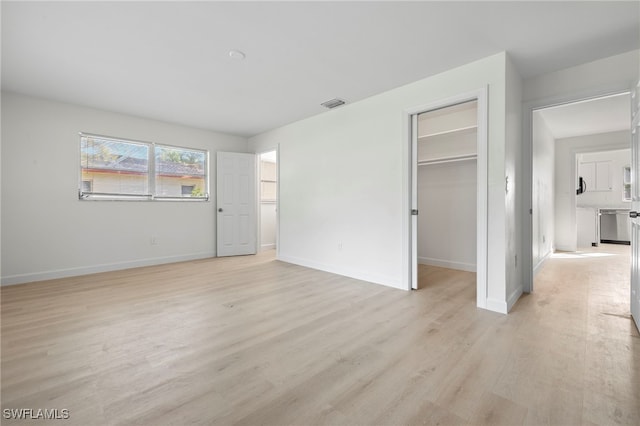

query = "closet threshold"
(418, 154), (477, 166)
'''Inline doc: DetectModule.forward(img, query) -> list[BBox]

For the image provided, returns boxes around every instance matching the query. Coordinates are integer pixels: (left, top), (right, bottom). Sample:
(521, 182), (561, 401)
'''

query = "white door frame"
(403, 87), (489, 310)
(256, 147), (279, 255)
(523, 85), (633, 293)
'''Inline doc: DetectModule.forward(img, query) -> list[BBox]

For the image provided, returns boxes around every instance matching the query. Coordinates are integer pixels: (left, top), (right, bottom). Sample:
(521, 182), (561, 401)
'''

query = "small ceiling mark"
(228, 50), (246, 60)
(321, 98), (346, 109)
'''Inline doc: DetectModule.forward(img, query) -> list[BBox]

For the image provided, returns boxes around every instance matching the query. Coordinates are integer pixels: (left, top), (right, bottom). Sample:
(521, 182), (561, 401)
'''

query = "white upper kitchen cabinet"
(579, 160), (612, 192)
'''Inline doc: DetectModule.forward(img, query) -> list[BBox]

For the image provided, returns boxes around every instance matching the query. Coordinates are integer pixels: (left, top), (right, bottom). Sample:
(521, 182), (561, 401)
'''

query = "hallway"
(510, 243), (638, 425)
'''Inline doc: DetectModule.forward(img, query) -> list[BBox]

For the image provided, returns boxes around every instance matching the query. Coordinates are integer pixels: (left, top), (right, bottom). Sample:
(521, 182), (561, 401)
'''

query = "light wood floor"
(1, 246), (638, 425)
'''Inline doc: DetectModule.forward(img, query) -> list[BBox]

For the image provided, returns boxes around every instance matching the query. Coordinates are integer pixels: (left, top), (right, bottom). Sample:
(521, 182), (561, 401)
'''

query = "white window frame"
(79, 132), (210, 201)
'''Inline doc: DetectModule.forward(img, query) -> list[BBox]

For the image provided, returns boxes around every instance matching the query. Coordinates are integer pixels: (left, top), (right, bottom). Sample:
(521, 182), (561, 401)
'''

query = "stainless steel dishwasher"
(599, 209), (631, 245)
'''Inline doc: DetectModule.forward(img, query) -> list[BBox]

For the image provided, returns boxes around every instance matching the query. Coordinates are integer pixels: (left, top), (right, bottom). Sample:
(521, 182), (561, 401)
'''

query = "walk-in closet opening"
(259, 150), (277, 252)
(416, 100), (478, 291)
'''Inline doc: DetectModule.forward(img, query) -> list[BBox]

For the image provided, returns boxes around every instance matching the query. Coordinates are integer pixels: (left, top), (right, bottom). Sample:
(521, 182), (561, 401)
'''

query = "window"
(155, 146), (207, 199)
(80, 135), (150, 199)
(79, 133), (208, 201)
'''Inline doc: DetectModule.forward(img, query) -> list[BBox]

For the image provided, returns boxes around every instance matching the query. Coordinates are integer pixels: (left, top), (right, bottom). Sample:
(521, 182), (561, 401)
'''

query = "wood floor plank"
(2, 246), (639, 425)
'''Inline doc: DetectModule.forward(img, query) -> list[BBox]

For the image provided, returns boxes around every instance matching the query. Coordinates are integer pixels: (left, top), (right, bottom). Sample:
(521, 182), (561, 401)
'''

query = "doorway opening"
(530, 92), (631, 281)
(258, 150), (277, 252)
(406, 88), (488, 310)
(416, 101), (478, 292)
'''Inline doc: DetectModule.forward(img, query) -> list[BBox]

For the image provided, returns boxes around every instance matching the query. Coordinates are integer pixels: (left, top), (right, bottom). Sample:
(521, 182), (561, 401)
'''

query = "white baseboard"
(486, 297), (508, 314)
(260, 243), (276, 251)
(533, 249), (553, 276)
(507, 286), (523, 312)
(277, 254), (403, 290)
(418, 256), (476, 272)
(1, 252), (216, 286)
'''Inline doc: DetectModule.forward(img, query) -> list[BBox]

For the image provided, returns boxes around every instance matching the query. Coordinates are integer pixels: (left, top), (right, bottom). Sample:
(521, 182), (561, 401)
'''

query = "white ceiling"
(536, 93), (631, 140)
(2, 1), (639, 137)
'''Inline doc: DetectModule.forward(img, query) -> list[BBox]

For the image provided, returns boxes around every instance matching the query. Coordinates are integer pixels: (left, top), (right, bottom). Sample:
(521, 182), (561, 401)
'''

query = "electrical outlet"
(150, 236), (158, 245)
(338, 242), (343, 251)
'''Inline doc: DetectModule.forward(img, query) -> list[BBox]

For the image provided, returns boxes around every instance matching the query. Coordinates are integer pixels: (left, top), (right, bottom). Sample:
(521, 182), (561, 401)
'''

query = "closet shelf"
(418, 153), (477, 166)
(418, 125), (477, 140)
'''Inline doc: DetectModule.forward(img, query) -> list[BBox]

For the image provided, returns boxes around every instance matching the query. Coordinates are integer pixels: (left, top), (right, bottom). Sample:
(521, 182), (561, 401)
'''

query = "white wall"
(554, 131), (630, 252)
(523, 50), (640, 103)
(1, 92), (248, 284)
(417, 160), (476, 272)
(0, 92), (3, 284)
(260, 203), (277, 250)
(532, 113), (555, 270)
(250, 52), (514, 313)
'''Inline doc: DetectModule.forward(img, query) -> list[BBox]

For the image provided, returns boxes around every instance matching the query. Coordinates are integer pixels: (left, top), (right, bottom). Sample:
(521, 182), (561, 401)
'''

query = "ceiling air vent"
(321, 98), (346, 109)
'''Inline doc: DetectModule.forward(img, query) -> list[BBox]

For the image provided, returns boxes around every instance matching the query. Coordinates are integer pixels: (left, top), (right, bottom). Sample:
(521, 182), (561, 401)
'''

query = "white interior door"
(217, 152), (257, 257)
(631, 81), (640, 333)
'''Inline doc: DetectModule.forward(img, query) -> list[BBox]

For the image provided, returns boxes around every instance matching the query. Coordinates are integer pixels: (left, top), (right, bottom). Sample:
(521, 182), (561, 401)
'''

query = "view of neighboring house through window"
(79, 134), (208, 200)
(80, 136), (150, 198)
(181, 185), (196, 196)
(155, 145), (206, 198)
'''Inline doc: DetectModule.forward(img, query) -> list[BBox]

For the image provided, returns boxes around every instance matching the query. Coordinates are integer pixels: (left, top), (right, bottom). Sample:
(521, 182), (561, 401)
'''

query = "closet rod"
(418, 154), (477, 166)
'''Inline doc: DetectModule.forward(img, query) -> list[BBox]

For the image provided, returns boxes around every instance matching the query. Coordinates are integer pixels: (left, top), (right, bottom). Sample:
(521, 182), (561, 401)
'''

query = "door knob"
(218, 208), (223, 212)
(631, 211), (638, 218)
